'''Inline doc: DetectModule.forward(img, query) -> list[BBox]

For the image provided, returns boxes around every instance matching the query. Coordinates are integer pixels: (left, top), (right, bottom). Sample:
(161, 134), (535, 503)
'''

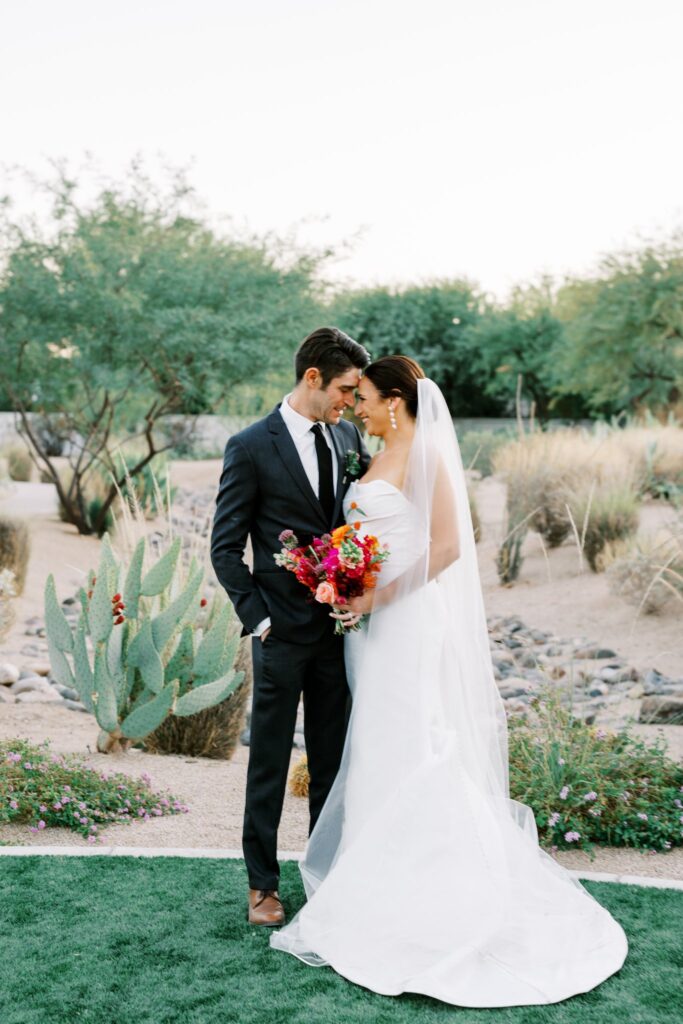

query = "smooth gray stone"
(573, 646), (618, 659)
(11, 676), (51, 695)
(639, 696), (683, 724)
(62, 699), (88, 712)
(0, 662), (20, 685)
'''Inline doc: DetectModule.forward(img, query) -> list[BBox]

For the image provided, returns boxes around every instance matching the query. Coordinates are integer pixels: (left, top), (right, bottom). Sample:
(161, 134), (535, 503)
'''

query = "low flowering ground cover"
(0, 858), (680, 1024)
(508, 692), (683, 854)
(0, 739), (188, 842)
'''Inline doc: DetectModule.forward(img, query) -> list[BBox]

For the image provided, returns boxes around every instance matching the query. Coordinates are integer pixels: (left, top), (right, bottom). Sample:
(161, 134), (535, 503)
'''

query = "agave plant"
(44, 535), (243, 753)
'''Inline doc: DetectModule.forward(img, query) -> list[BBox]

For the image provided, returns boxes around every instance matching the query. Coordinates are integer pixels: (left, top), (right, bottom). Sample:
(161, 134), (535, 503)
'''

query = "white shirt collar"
(281, 394), (327, 439)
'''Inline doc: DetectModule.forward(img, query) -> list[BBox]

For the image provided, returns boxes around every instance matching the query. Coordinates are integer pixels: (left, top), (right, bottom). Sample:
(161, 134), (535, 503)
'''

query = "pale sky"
(1, 0), (682, 299)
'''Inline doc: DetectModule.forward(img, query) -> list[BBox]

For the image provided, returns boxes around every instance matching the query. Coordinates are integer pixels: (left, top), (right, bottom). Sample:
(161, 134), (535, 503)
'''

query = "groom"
(211, 327), (371, 926)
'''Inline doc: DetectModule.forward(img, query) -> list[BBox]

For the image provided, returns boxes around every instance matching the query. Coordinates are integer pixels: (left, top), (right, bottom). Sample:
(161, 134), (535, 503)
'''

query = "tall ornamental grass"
(607, 514), (683, 614)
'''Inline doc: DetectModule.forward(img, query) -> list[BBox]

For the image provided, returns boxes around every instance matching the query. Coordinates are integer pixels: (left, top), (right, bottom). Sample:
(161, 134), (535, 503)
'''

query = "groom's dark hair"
(295, 327), (370, 387)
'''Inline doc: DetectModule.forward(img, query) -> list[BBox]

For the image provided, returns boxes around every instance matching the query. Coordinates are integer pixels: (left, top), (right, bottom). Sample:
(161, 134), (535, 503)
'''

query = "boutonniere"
(343, 449), (361, 485)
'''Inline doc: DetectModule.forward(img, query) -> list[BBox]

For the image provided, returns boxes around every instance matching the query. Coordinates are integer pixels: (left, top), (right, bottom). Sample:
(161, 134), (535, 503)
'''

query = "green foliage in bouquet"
(44, 535), (243, 753)
(508, 690), (683, 854)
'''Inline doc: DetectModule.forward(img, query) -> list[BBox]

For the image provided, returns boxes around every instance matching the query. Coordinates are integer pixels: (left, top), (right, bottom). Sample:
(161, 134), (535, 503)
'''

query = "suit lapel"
(268, 407), (328, 525)
(329, 424), (348, 526)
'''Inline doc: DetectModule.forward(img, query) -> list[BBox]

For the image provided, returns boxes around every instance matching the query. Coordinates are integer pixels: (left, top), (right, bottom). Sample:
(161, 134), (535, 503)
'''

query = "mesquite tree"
(0, 167), (322, 534)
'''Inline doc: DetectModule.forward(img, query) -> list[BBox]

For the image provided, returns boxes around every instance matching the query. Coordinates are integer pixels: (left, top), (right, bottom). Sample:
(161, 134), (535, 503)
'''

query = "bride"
(270, 355), (628, 1007)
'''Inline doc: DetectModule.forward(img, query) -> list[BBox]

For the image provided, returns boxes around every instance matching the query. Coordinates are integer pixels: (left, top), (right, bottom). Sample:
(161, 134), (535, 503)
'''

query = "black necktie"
(311, 423), (335, 524)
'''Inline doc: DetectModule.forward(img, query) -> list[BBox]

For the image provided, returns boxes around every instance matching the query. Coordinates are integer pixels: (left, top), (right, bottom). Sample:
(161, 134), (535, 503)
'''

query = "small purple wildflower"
(637, 813), (648, 821)
(549, 811), (560, 827)
(559, 786), (569, 800)
(583, 791), (597, 802)
(564, 831), (580, 843)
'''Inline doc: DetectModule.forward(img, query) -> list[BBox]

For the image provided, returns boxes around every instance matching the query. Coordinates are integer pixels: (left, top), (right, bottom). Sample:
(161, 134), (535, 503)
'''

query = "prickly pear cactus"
(44, 534), (243, 754)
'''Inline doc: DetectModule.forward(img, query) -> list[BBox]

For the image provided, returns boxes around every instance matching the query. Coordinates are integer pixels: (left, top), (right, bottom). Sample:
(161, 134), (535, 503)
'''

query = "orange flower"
(331, 524), (353, 547)
(353, 521), (361, 530)
(349, 501), (358, 510)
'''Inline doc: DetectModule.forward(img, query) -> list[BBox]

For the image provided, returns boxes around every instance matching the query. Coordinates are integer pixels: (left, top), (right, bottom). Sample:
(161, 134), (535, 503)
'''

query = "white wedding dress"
(270, 385), (628, 1008)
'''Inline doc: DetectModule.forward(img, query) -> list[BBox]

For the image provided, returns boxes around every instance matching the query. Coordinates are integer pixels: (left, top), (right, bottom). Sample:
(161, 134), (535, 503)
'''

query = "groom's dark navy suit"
(211, 405), (370, 890)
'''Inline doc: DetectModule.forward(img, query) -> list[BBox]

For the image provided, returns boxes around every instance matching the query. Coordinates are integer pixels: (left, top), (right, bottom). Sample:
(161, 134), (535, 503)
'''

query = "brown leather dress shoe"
(248, 888), (285, 926)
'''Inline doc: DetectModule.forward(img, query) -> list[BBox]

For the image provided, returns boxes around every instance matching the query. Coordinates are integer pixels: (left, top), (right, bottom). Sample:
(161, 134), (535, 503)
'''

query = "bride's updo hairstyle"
(363, 355), (426, 418)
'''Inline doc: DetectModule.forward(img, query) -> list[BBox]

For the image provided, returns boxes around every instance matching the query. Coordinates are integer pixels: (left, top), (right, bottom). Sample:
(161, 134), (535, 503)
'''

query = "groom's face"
(314, 367), (362, 425)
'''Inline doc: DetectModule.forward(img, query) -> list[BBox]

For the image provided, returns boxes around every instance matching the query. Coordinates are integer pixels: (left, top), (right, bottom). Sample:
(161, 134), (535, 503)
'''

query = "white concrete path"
(1, 845), (682, 891)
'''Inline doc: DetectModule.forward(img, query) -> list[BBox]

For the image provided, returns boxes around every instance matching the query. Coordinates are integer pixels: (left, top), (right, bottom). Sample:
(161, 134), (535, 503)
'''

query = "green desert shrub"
(459, 430), (509, 477)
(568, 481), (640, 572)
(119, 455), (176, 518)
(54, 456), (173, 537)
(0, 516), (30, 594)
(4, 444), (32, 482)
(0, 738), (187, 843)
(507, 689), (683, 854)
(56, 466), (116, 537)
(143, 635), (252, 759)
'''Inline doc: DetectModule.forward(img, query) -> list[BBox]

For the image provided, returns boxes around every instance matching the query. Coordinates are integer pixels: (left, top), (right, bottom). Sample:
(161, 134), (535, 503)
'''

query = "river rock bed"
(2, 601), (682, 745)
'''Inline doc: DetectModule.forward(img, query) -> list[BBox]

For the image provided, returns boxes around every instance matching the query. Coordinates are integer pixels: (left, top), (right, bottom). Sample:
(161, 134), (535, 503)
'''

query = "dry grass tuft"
(0, 516), (31, 594)
(288, 754), (310, 798)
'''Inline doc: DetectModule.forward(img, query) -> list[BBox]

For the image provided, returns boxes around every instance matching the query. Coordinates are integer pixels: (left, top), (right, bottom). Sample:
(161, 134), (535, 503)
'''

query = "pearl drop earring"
(389, 403), (398, 430)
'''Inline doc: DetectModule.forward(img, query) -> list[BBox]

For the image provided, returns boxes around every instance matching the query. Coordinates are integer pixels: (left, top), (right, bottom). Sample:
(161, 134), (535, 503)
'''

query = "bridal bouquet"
(274, 514), (389, 634)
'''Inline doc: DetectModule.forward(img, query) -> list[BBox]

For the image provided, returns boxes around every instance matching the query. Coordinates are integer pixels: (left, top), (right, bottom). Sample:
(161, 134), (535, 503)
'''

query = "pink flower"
(87, 835), (96, 844)
(559, 786), (569, 800)
(37, 820), (46, 830)
(9, 800), (18, 810)
(548, 811), (560, 827)
(564, 831), (580, 843)
(583, 791), (597, 802)
(315, 581), (337, 605)
(637, 813), (648, 821)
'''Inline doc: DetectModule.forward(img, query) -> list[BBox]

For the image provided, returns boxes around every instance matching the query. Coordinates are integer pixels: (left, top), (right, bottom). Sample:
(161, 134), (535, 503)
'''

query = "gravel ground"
(1, 704), (681, 880)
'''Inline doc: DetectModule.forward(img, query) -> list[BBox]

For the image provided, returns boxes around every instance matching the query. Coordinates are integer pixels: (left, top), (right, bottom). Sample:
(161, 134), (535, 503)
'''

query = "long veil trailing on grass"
(271, 379), (627, 1008)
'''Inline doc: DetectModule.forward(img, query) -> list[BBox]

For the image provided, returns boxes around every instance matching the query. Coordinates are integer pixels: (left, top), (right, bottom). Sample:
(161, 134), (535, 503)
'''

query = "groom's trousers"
(243, 630), (349, 891)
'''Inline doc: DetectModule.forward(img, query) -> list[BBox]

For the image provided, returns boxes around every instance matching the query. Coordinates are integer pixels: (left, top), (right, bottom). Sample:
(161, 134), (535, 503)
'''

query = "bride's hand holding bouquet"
(274, 516), (389, 635)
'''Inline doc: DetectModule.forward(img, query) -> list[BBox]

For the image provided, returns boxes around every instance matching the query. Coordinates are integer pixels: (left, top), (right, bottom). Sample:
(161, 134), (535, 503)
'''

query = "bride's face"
(355, 377), (391, 437)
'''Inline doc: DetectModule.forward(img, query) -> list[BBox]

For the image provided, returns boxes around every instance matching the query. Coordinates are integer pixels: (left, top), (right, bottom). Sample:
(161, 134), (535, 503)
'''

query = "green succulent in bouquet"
(44, 535), (243, 753)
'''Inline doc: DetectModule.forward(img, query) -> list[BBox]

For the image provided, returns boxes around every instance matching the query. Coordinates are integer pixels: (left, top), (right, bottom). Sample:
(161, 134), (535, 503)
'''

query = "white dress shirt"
(253, 395), (338, 637)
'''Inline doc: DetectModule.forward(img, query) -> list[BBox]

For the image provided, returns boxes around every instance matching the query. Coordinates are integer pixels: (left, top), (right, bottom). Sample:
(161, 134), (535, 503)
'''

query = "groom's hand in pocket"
(260, 627), (272, 643)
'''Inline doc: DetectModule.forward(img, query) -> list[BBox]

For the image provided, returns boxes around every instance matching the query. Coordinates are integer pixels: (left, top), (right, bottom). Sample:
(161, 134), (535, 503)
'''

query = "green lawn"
(0, 857), (680, 1024)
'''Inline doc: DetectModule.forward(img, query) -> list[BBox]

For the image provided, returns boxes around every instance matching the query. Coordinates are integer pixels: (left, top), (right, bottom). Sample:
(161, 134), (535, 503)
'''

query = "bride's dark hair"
(363, 355), (426, 418)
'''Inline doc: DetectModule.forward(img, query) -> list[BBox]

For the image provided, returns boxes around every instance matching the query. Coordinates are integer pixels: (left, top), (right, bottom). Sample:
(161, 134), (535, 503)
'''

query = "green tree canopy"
(459, 281), (588, 419)
(0, 167), (323, 532)
(331, 281), (504, 415)
(554, 237), (683, 415)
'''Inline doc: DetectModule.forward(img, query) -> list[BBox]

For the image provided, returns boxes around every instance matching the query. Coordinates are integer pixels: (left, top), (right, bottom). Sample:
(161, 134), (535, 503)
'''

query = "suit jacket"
(210, 406), (371, 643)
